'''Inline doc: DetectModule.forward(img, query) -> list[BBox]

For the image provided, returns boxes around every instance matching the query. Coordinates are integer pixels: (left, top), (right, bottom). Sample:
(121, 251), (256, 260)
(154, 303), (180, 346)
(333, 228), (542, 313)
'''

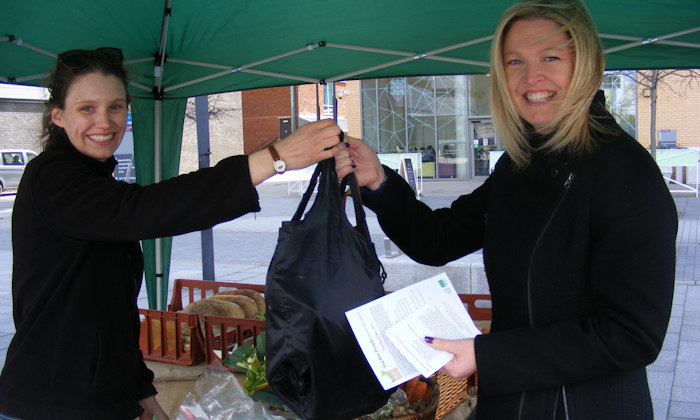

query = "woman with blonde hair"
(335, 0), (676, 418)
(490, 0), (607, 168)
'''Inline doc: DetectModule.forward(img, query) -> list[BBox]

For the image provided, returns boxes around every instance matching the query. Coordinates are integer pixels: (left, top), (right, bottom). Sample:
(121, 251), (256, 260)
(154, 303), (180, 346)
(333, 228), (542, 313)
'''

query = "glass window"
(602, 71), (637, 138)
(406, 76), (436, 156)
(434, 76), (457, 117)
(322, 83), (335, 118)
(361, 79), (380, 151)
(468, 74), (490, 116)
(361, 74), (486, 179)
(2, 152), (24, 166)
(377, 78), (408, 152)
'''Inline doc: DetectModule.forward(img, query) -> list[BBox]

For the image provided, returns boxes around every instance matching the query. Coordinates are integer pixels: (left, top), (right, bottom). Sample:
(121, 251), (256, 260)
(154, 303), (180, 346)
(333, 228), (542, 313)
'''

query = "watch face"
(273, 159), (286, 173)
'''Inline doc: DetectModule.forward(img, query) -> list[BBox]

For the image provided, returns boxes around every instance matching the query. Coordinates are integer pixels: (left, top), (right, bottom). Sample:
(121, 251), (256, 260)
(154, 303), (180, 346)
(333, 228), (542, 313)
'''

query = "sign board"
(113, 131), (135, 183)
(399, 158), (418, 196)
(658, 129), (676, 147)
(113, 154), (135, 183)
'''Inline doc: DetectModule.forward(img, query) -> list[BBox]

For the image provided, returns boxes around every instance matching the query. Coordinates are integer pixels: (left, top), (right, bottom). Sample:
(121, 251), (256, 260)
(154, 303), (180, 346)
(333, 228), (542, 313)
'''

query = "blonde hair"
(490, 0), (607, 169)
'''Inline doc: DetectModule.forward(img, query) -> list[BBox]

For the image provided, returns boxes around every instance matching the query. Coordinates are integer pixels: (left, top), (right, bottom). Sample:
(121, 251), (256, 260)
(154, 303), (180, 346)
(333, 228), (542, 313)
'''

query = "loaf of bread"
(215, 289), (265, 315)
(142, 318), (191, 353)
(182, 298), (245, 334)
(210, 294), (258, 319)
(182, 298), (245, 318)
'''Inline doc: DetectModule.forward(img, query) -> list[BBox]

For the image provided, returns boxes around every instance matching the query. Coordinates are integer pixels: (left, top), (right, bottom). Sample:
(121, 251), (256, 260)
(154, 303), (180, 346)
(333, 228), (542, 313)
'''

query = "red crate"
(457, 293), (492, 322)
(138, 279), (265, 366)
(139, 309), (205, 365)
(203, 315), (266, 371)
(140, 278), (491, 374)
(168, 279), (265, 312)
(456, 293), (491, 388)
(202, 285), (491, 373)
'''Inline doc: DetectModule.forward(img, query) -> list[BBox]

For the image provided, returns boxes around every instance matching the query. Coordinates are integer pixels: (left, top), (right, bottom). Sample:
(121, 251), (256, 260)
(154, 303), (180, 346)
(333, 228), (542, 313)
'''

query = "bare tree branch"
(604, 69), (700, 158)
(184, 94), (241, 122)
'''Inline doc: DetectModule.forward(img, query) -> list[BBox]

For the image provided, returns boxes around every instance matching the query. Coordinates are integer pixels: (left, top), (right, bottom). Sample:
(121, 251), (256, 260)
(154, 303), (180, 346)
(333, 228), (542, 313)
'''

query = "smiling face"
(51, 72), (128, 162)
(503, 18), (575, 131)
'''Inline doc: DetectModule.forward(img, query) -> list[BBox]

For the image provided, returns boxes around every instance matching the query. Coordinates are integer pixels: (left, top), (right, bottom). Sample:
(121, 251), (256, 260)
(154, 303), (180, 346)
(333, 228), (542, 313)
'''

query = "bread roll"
(182, 298), (245, 335)
(143, 318), (191, 354)
(210, 294), (258, 319)
(182, 298), (245, 318)
(215, 289), (265, 315)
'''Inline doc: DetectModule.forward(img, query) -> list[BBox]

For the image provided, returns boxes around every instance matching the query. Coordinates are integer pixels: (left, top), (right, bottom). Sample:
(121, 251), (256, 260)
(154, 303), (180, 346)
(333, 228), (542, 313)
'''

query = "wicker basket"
(354, 378), (439, 420)
(434, 373), (477, 420)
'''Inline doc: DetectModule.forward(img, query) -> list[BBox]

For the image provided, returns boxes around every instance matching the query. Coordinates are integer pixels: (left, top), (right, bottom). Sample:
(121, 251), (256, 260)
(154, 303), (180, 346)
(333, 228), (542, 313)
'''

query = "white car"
(0, 149), (38, 194)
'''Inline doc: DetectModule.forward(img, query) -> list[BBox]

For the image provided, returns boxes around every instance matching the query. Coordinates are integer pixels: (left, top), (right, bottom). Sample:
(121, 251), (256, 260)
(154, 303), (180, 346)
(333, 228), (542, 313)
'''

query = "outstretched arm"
(248, 119), (344, 186)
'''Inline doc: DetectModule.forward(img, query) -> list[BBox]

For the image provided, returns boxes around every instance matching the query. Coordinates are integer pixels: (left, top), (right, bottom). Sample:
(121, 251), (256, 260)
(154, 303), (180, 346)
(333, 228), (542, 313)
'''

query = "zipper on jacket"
(519, 168), (575, 420)
(526, 169), (574, 326)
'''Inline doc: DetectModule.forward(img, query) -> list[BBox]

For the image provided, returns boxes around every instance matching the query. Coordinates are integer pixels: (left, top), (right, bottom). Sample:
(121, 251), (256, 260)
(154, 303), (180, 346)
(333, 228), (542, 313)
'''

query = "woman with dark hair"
(335, 0), (677, 418)
(0, 47), (343, 419)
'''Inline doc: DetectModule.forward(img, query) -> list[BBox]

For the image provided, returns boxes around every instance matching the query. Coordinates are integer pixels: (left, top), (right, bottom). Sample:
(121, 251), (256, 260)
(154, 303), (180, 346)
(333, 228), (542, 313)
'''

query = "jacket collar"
(55, 132), (118, 177)
(528, 90), (613, 147)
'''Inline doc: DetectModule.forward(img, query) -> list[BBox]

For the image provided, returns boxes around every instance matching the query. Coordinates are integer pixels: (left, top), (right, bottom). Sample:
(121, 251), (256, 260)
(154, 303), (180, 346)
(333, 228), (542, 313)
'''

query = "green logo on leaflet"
(439, 280), (445, 287)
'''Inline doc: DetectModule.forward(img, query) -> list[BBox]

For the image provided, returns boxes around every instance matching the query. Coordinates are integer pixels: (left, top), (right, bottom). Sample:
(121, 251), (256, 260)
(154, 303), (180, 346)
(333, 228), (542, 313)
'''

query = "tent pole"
(153, 0), (171, 311)
(195, 95), (215, 280)
(316, 84), (320, 121)
(154, 100), (163, 310)
(290, 86), (297, 131)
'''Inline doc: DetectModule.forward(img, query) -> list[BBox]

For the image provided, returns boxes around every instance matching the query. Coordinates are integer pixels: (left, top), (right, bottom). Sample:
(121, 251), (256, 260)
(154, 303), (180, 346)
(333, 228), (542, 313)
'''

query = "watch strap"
(268, 144), (282, 162)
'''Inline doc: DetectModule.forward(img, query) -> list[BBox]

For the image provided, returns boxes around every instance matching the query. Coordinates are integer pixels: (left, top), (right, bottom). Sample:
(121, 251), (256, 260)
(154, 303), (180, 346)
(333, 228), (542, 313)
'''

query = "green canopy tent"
(2, 0), (699, 309)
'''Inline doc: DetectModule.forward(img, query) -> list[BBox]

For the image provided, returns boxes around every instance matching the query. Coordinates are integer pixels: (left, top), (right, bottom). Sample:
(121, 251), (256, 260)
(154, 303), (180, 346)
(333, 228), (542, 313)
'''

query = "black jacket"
(0, 135), (260, 419)
(365, 97), (677, 419)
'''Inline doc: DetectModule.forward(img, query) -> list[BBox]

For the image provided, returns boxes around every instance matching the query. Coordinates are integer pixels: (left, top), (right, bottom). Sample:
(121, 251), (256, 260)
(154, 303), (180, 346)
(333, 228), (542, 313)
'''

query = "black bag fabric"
(265, 158), (393, 420)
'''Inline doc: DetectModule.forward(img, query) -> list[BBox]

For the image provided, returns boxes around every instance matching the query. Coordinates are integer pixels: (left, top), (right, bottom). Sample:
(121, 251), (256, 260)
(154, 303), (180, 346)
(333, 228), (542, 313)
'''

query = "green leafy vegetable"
(223, 332), (284, 408)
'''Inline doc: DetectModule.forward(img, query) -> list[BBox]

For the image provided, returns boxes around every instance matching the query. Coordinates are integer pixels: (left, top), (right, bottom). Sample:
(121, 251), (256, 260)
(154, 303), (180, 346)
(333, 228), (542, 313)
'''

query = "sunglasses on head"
(57, 47), (124, 70)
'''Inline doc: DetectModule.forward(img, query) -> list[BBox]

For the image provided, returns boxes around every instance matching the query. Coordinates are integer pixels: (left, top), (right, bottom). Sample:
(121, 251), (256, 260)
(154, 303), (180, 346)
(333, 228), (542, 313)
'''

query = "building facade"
(0, 85), (46, 153)
(2, 70), (698, 182)
(234, 71), (699, 182)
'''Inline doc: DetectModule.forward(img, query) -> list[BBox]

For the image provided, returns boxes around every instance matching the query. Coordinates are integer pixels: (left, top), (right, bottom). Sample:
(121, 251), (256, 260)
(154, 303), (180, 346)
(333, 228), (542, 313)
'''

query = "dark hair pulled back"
(41, 49), (130, 152)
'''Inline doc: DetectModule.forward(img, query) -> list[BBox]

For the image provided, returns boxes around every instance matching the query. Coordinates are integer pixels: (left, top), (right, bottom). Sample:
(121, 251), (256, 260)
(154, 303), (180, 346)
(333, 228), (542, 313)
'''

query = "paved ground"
(0, 177), (698, 419)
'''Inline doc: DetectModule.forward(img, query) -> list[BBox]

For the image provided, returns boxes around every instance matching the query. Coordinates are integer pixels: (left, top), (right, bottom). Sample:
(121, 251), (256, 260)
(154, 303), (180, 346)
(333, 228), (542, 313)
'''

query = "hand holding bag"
(265, 158), (393, 420)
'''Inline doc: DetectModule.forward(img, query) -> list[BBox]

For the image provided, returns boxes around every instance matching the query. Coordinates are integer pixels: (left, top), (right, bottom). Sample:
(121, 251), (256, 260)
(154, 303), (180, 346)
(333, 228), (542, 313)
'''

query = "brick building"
(636, 72), (700, 150)
(0, 85), (46, 153)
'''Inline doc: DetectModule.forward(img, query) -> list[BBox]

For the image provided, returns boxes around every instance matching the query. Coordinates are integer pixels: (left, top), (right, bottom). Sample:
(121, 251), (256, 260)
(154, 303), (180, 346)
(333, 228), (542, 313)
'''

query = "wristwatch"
(268, 144), (286, 173)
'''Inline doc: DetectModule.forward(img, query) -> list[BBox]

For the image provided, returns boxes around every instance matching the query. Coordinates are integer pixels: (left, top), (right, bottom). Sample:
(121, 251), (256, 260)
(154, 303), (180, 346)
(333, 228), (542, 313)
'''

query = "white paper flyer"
(345, 273), (481, 390)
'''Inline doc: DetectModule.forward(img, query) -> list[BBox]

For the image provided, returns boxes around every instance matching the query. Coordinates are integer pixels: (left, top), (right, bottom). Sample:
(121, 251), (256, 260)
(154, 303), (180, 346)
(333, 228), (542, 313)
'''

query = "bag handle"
(340, 171), (369, 238)
(291, 160), (324, 221)
(291, 158), (370, 239)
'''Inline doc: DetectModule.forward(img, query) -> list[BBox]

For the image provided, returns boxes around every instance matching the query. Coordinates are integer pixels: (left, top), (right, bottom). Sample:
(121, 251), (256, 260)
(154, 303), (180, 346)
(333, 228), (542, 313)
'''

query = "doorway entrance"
(470, 120), (496, 177)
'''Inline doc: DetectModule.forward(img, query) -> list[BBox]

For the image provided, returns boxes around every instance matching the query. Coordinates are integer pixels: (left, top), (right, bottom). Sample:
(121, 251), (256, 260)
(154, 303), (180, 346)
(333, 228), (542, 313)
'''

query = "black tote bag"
(265, 158), (393, 420)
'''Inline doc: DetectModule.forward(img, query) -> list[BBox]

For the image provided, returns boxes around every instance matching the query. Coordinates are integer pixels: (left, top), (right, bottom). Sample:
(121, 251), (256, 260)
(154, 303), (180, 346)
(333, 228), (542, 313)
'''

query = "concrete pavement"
(0, 178), (698, 419)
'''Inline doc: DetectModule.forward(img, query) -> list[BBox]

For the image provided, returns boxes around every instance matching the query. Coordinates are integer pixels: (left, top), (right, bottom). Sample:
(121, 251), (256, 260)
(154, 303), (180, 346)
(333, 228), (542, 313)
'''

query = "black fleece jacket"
(364, 94), (677, 419)
(0, 135), (260, 419)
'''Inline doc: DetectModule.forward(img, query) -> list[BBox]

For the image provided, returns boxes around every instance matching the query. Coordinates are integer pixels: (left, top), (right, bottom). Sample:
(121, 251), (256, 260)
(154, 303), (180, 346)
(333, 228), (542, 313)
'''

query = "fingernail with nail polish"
(352, 164), (357, 169)
(345, 142), (350, 148)
(424, 336), (434, 344)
